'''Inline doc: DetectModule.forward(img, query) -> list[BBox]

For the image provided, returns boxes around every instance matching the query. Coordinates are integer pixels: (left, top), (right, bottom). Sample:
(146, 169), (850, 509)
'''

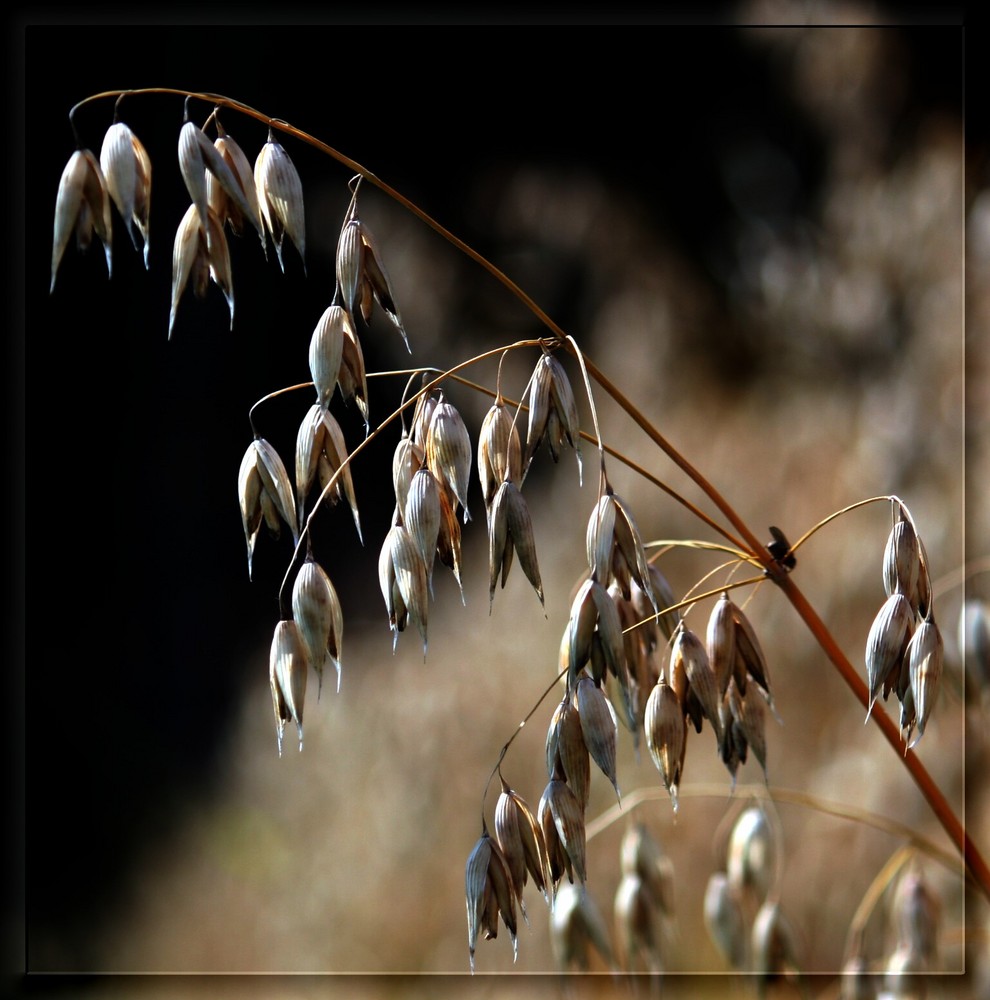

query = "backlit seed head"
(338, 317), (369, 432)
(465, 831), (518, 972)
(672, 624), (723, 745)
(269, 619), (308, 755)
(525, 354), (582, 483)
(294, 404), (361, 540)
(727, 806), (776, 906)
(488, 481), (544, 611)
(540, 777), (587, 885)
(704, 871), (747, 970)
(291, 558), (344, 696)
(574, 677), (619, 800)
(478, 399), (522, 512)
(392, 432), (425, 515)
(100, 122), (151, 267)
(567, 578), (624, 686)
(708, 592), (737, 697)
(404, 467), (441, 593)
(378, 523), (429, 654)
(494, 782), (551, 910)
(410, 392), (437, 449)
(308, 305), (348, 409)
(884, 514), (921, 604)
(865, 592), (914, 718)
(169, 203), (233, 338)
(426, 395), (473, 522)
(644, 678), (687, 811)
(587, 489), (657, 607)
(436, 483), (466, 604)
(51, 149), (113, 292)
(254, 136), (306, 272)
(206, 119), (265, 250)
(238, 437), (298, 580)
(336, 199), (410, 352)
(546, 696), (591, 809)
(907, 617), (943, 747)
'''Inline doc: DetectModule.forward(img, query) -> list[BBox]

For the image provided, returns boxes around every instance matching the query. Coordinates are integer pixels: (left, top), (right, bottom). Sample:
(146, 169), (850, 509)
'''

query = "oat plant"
(48, 86), (986, 985)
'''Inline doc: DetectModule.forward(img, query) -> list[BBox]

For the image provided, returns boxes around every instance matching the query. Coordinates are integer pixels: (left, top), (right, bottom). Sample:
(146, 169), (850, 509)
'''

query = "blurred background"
(16, 7), (983, 1000)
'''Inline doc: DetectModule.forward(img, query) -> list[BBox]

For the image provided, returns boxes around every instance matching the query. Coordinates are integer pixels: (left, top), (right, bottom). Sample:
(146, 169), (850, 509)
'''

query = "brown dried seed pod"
(907, 617), (944, 747)
(477, 399), (522, 512)
(238, 438), (298, 580)
(703, 871), (747, 970)
(404, 467), (441, 593)
(378, 523), (429, 654)
(488, 481), (545, 611)
(426, 395), (473, 522)
(51, 148), (114, 292)
(254, 135), (306, 272)
(727, 806), (776, 906)
(100, 122), (151, 267)
(494, 783), (551, 910)
(465, 831), (519, 971)
(672, 624), (723, 745)
(308, 305), (348, 409)
(546, 697), (591, 809)
(541, 777), (587, 885)
(169, 204), (233, 338)
(291, 558), (344, 696)
(731, 601), (774, 708)
(865, 592), (914, 718)
(707, 592), (737, 697)
(550, 882), (614, 972)
(525, 354), (583, 483)
(269, 619), (308, 755)
(644, 678), (687, 811)
(574, 677), (619, 800)
(567, 578), (624, 685)
(537, 782), (573, 893)
(883, 514), (921, 604)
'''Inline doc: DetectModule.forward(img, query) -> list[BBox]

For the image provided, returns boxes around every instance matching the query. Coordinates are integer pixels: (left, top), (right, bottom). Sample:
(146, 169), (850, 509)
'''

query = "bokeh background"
(16, 8), (983, 1000)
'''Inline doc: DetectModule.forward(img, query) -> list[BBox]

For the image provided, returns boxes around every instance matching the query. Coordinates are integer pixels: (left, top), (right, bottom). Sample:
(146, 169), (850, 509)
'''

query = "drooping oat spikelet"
(169, 203), (233, 337)
(465, 830), (519, 972)
(336, 203), (410, 352)
(614, 873), (662, 972)
(308, 305), (347, 409)
(294, 404), (362, 540)
(546, 697), (591, 810)
(620, 823), (674, 918)
(727, 806), (776, 907)
(574, 676), (619, 800)
(269, 619), (308, 754)
(494, 781), (551, 913)
(539, 776), (587, 884)
(436, 483), (466, 604)
(671, 623), (723, 744)
(51, 149), (113, 292)
(238, 437), (298, 579)
(392, 431), (425, 516)
(639, 565), (680, 642)
(644, 677), (686, 811)
(704, 871), (747, 969)
(206, 118), (265, 250)
(100, 121), (151, 267)
(338, 316), (369, 433)
(404, 467), (441, 594)
(524, 354), (583, 483)
(865, 592), (914, 718)
(291, 557), (344, 696)
(731, 600), (775, 709)
(426, 394), (473, 522)
(537, 774), (574, 892)
(478, 398), (522, 513)
(488, 480), (544, 611)
(566, 578), (624, 686)
(410, 392), (437, 449)
(884, 513), (921, 606)
(586, 489), (657, 608)
(708, 592), (737, 696)
(906, 616), (943, 747)
(254, 134), (306, 273)
(378, 523), (429, 653)
(550, 882), (615, 972)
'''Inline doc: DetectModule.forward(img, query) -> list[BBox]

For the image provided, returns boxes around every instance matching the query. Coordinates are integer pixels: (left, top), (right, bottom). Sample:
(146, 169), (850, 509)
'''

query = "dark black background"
(12, 12), (966, 991)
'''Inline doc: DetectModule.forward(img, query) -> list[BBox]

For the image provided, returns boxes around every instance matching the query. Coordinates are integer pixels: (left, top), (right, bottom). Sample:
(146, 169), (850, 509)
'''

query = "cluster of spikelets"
(841, 863), (943, 1000)
(703, 805), (802, 994)
(864, 501), (943, 747)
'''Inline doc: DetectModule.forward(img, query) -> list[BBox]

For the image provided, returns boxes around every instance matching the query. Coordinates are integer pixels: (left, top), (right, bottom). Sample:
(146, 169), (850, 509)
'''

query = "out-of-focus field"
(22, 14), (983, 1000)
